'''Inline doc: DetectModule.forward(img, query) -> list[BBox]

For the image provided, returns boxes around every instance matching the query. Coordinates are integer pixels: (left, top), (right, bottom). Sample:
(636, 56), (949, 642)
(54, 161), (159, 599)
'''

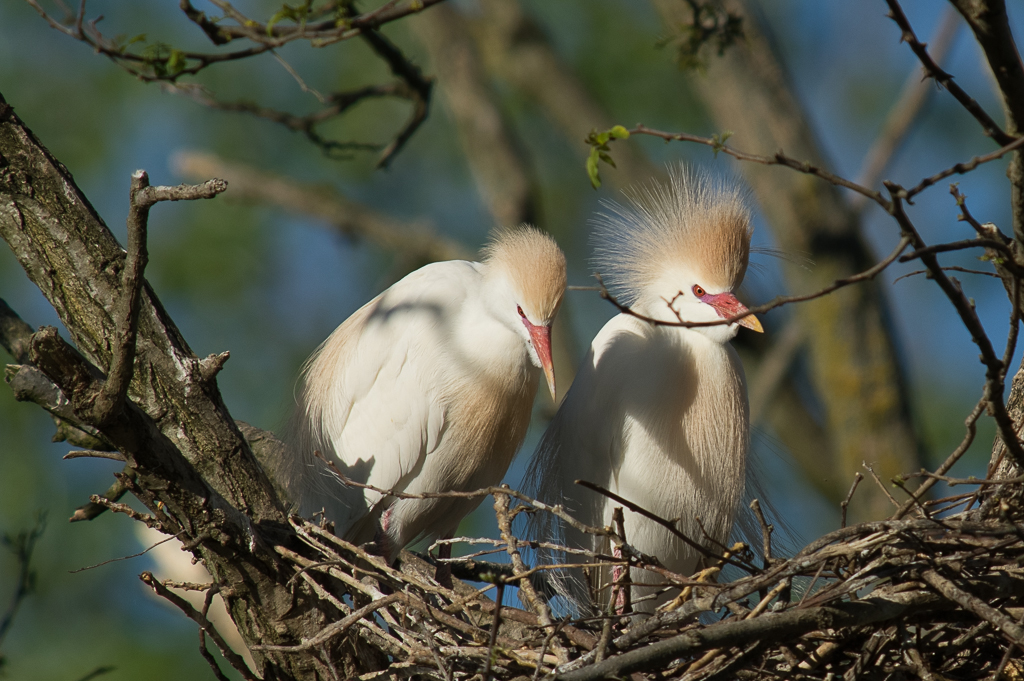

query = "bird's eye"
(517, 305), (526, 318)
(692, 285), (706, 298)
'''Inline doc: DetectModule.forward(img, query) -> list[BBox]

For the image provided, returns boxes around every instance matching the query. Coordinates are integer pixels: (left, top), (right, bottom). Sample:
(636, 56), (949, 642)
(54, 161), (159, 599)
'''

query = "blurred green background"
(0, 1), (1019, 678)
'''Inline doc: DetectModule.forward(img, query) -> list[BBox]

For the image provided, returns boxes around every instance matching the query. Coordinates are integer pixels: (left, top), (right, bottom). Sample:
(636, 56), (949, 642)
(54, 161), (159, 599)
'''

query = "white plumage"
(278, 227), (566, 561)
(526, 168), (761, 612)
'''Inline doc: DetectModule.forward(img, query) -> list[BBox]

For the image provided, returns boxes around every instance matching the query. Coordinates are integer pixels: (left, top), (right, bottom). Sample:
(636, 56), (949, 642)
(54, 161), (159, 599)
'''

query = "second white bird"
(527, 168), (761, 612)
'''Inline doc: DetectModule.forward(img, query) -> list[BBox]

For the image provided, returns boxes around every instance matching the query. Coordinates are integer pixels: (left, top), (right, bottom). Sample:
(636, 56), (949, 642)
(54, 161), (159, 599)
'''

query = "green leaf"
(610, 125), (630, 140)
(267, 4), (305, 35)
(710, 130), (733, 157)
(586, 147), (602, 189)
(166, 49), (186, 76)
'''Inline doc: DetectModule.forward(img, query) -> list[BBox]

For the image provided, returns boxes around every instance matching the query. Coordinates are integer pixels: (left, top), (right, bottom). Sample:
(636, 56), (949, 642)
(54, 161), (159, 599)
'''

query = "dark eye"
(517, 305), (526, 318)
(692, 285), (706, 297)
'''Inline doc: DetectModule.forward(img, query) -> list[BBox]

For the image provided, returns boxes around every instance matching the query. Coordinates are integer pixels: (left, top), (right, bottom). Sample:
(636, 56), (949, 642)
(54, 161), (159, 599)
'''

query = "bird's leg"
(368, 506), (395, 560)
(611, 544), (628, 614)
(434, 536), (453, 589)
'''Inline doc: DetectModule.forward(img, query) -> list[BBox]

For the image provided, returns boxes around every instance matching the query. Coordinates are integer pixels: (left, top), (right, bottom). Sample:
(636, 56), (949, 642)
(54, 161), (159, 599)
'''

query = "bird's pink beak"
(524, 320), (557, 400)
(705, 292), (763, 333)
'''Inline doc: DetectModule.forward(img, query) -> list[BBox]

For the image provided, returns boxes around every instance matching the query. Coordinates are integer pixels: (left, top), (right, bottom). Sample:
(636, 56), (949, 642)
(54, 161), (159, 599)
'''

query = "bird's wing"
(295, 260), (481, 539)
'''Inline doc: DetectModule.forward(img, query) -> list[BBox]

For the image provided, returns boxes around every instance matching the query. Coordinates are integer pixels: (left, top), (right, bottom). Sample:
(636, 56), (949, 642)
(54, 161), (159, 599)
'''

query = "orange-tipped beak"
(706, 292), (763, 333)
(525, 321), (557, 400)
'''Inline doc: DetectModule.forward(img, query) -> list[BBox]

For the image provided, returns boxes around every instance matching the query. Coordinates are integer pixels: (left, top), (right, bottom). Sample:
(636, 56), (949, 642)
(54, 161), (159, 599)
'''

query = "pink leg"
(611, 545), (627, 613)
(434, 537), (453, 589)
(370, 507), (395, 561)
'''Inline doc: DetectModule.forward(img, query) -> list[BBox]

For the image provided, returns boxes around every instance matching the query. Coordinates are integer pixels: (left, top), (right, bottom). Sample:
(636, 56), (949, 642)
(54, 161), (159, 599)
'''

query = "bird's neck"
(452, 282), (535, 391)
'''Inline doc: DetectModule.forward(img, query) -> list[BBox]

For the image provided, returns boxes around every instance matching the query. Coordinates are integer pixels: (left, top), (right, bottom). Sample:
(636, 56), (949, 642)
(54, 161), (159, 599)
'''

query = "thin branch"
(893, 266), (1001, 283)
(252, 593), (404, 652)
(574, 479), (752, 572)
(852, 6), (961, 211)
(841, 473), (864, 529)
(94, 172), (228, 424)
(921, 569), (1024, 642)
(884, 0), (1014, 146)
(493, 489), (566, 664)
(69, 533), (177, 573)
(749, 499), (773, 564)
(628, 124), (890, 209)
(898, 238), (1016, 264)
(886, 187), (1024, 469)
(139, 572), (258, 681)
(481, 582), (504, 681)
(590, 233), (909, 332)
(903, 135), (1024, 201)
(0, 516), (46, 648)
(69, 469), (134, 522)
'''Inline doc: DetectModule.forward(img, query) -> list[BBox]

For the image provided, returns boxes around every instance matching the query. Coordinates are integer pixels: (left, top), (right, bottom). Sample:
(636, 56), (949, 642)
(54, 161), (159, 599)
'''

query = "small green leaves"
(267, 1), (312, 35)
(112, 33), (147, 55)
(710, 131), (733, 157)
(667, 2), (744, 72)
(584, 126), (631, 189)
(166, 49), (187, 76)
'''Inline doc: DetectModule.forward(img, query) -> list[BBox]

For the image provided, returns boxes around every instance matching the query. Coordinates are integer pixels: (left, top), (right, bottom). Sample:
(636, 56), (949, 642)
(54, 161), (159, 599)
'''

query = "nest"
(220, 477), (1024, 681)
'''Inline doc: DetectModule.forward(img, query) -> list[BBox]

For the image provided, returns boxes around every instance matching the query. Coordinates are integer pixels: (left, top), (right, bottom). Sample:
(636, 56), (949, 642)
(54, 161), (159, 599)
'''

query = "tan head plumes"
(592, 166), (752, 305)
(482, 226), (567, 322)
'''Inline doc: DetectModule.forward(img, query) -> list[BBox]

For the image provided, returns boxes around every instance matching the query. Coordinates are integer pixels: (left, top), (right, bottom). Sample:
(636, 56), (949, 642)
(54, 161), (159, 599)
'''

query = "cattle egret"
(526, 168), (761, 612)
(276, 227), (566, 565)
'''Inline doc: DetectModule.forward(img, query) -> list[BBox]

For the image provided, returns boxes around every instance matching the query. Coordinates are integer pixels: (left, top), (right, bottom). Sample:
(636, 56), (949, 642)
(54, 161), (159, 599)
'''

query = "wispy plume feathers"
(591, 166), (753, 305)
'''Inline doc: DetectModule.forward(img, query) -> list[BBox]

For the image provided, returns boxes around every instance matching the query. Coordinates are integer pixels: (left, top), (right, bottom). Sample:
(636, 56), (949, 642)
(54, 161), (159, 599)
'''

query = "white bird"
(526, 168), (761, 612)
(276, 226), (566, 565)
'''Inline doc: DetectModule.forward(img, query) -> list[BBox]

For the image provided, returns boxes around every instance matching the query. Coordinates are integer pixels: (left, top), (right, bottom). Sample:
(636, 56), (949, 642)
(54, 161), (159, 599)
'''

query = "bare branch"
(140, 572), (258, 681)
(884, 0), (1014, 145)
(852, 7), (961, 210)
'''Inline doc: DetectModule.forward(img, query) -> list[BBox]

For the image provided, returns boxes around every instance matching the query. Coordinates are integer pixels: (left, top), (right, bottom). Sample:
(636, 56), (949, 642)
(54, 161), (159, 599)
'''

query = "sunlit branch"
(884, 0), (1014, 146)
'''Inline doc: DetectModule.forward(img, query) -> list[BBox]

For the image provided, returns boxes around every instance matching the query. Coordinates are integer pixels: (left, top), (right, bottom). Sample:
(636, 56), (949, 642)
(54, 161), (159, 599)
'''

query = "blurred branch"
(0, 516), (45, 651)
(359, 28), (433, 169)
(28, 0), (446, 80)
(28, 0), (438, 167)
(468, 0), (658, 187)
(411, 3), (538, 228)
(410, 2), (580, 398)
(172, 150), (470, 263)
(652, 0), (923, 521)
(851, 6), (961, 213)
(748, 320), (804, 424)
